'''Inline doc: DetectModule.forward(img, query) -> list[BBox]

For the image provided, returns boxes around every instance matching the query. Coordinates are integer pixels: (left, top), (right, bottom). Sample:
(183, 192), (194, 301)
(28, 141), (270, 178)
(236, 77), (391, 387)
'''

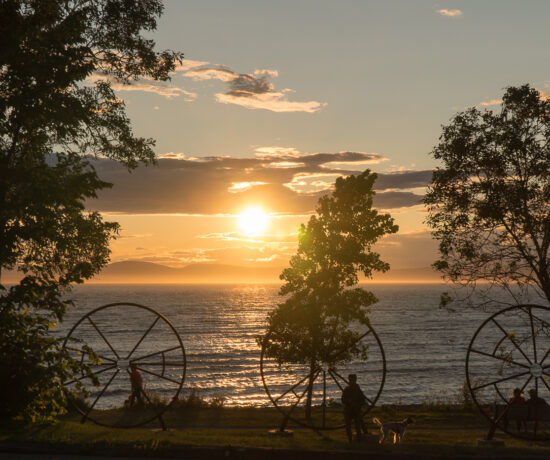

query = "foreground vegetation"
(3, 402), (550, 458)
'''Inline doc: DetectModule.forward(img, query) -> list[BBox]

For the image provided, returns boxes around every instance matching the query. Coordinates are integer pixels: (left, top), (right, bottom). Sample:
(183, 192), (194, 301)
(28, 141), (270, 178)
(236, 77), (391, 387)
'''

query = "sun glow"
(238, 206), (269, 235)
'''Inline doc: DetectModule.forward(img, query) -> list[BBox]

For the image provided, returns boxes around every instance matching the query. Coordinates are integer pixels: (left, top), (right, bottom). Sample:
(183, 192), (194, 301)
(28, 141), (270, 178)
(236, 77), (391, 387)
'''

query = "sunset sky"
(88, 1), (550, 274)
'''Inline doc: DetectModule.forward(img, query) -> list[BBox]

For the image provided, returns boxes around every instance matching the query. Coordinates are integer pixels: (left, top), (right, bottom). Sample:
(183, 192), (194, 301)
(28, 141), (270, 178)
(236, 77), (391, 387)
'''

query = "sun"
(238, 206), (269, 235)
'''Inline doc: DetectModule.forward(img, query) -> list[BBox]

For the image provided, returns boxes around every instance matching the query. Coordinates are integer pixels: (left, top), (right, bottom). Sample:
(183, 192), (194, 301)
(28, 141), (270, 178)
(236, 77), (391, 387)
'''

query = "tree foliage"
(259, 170), (397, 414)
(0, 0), (182, 420)
(425, 84), (550, 303)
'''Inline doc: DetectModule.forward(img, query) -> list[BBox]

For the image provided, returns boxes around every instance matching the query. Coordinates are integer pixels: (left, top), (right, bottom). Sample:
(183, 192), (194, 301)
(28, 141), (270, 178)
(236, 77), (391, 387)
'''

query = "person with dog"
(129, 363), (144, 406)
(341, 373), (368, 442)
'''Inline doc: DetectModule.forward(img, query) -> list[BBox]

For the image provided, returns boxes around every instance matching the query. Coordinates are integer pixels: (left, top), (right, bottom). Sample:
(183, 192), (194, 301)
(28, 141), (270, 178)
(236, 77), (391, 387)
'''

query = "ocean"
(52, 283), (549, 412)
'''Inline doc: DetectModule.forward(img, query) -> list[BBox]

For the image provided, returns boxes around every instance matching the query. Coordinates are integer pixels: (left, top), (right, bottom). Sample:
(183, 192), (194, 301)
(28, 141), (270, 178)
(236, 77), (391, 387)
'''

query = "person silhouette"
(129, 364), (144, 406)
(341, 373), (368, 442)
(527, 388), (548, 421)
(507, 387), (526, 431)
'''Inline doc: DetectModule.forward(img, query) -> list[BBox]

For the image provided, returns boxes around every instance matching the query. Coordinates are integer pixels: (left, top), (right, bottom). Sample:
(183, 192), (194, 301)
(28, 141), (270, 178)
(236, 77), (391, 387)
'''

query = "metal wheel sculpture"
(260, 323), (386, 431)
(466, 304), (550, 441)
(62, 303), (186, 429)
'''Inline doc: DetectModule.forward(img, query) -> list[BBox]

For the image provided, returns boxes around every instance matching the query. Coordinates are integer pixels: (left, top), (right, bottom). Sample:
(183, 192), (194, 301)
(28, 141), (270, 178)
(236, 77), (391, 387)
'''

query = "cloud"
(254, 146), (301, 158)
(228, 182), (268, 193)
(216, 91), (325, 113)
(437, 9), (463, 17)
(184, 64), (326, 113)
(478, 99), (502, 107)
(374, 191), (423, 209)
(174, 59), (211, 71)
(254, 69), (279, 78)
(375, 170), (433, 190)
(185, 67), (238, 82)
(86, 148), (430, 215)
(375, 231), (439, 269)
(87, 72), (196, 100)
(198, 232), (297, 244)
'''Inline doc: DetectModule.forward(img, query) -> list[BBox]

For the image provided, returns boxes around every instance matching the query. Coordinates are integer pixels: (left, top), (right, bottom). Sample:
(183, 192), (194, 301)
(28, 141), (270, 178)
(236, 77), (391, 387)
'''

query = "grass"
(3, 403), (550, 458)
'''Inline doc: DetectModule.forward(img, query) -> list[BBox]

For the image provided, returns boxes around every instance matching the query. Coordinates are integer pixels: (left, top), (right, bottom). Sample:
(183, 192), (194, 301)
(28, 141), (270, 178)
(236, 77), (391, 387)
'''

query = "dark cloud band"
(87, 151), (430, 214)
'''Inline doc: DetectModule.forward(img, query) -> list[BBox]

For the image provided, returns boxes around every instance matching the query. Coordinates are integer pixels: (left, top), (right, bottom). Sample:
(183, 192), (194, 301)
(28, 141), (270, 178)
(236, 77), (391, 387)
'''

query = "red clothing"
(509, 395), (526, 405)
(130, 368), (143, 390)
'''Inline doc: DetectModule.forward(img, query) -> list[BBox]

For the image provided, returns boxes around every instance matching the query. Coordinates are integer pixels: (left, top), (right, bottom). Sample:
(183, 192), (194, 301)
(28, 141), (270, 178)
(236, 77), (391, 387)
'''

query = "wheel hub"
(530, 363), (543, 377)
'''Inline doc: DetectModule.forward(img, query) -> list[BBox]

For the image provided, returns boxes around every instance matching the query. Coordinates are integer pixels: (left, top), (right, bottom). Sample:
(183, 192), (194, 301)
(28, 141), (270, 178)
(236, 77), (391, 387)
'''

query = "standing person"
(527, 388), (549, 421)
(507, 387), (526, 431)
(342, 373), (368, 442)
(129, 364), (144, 406)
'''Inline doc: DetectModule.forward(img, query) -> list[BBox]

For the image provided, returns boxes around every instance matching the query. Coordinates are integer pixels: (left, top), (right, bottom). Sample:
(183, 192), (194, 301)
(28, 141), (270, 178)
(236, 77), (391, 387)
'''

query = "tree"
(0, 0), (183, 420)
(425, 84), (550, 304)
(259, 170), (398, 419)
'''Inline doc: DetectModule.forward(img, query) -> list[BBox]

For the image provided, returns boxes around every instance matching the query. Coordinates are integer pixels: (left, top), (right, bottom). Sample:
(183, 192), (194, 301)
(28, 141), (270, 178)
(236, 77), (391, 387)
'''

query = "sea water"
(51, 283), (541, 409)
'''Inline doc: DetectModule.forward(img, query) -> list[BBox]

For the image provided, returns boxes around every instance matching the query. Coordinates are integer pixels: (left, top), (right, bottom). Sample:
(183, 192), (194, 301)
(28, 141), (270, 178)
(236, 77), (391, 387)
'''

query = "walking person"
(342, 373), (368, 442)
(129, 364), (144, 406)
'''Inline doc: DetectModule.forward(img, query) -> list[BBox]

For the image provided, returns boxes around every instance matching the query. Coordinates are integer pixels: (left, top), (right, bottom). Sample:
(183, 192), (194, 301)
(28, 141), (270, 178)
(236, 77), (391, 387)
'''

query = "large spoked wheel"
(260, 323), (386, 430)
(466, 304), (550, 441)
(62, 303), (186, 428)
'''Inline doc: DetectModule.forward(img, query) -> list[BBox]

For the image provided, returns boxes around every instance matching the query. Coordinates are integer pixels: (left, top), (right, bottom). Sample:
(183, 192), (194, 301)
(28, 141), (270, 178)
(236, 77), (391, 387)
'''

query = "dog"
(372, 417), (414, 445)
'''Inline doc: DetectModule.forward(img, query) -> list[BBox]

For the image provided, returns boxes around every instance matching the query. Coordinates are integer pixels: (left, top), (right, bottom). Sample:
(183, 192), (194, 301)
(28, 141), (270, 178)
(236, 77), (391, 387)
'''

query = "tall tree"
(425, 84), (550, 304)
(259, 170), (398, 418)
(0, 0), (183, 420)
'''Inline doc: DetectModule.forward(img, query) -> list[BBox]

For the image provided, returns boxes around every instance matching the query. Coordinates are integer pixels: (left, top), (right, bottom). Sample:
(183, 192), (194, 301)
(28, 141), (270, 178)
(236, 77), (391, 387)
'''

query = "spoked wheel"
(260, 323), (386, 430)
(466, 304), (550, 440)
(62, 303), (186, 428)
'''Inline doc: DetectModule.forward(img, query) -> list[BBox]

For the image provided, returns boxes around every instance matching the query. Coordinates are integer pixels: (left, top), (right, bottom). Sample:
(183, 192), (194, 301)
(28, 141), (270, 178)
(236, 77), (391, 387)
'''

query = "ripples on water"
(52, 283), (539, 409)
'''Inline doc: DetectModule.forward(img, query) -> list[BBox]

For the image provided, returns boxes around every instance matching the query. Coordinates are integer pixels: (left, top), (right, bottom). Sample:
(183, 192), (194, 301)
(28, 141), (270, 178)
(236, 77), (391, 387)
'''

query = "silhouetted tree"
(259, 170), (398, 419)
(0, 0), (183, 421)
(425, 84), (550, 304)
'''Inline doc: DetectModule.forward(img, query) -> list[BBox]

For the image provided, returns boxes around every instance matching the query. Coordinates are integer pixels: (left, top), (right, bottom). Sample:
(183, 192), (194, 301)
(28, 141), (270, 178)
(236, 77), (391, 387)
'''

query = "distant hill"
(92, 261), (283, 283)
(93, 261), (441, 284)
(2, 261), (442, 284)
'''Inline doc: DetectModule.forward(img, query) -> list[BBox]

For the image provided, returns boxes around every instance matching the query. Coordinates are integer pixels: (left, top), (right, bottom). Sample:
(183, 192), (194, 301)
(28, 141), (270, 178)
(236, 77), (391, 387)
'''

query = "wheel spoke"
(82, 368), (120, 422)
(491, 318), (532, 365)
(126, 317), (160, 360)
(139, 383), (165, 419)
(539, 347), (550, 367)
(284, 371), (319, 419)
(470, 348), (530, 369)
(330, 368), (374, 406)
(522, 307), (550, 331)
(539, 376), (550, 394)
(274, 371), (315, 403)
(492, 334), (508, 356)
(328, 369), (344, 392)
(472, 370), (530, 391)
(64, 346), (117, 364)
(125, 368), (166, 422)
(64, 364), (117, 386)
(528, 306), (538, 363)
(87, 317), (120, 360)
(328, 330), (372, 362)
(130, 345), (182, 363)
(136, 366), (182, 385)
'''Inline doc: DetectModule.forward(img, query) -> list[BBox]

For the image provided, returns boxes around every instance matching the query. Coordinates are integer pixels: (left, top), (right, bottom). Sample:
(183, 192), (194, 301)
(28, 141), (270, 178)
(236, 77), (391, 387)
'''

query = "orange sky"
(82, 1), (550, 274)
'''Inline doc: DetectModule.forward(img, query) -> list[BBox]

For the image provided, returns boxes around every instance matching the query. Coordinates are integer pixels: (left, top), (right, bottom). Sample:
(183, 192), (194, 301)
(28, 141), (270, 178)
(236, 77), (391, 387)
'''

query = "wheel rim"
(260, 322), (386, 430)
(466, 304), (550, 441)
(62, 303), (186, 428)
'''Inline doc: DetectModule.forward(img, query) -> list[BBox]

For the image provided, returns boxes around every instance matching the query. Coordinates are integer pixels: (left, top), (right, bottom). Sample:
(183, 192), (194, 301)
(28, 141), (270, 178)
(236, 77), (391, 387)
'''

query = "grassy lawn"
(2, 404), (550, 458)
